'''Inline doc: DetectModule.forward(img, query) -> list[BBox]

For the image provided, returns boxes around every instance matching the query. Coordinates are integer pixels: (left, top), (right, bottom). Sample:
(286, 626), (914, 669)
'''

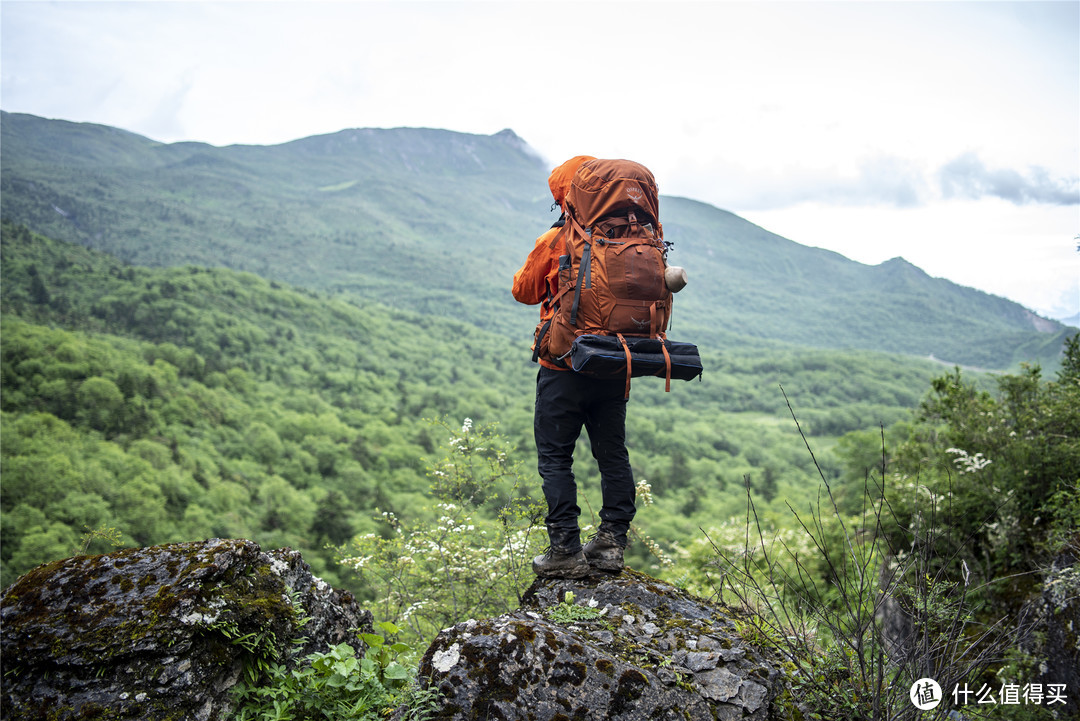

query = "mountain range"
(0, 110), (1071, 370)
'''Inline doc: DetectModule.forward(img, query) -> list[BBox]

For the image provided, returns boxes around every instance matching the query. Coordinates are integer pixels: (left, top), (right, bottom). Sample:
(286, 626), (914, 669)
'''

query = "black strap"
(569, 230), (592, 326)
(532, 319), (552, 363)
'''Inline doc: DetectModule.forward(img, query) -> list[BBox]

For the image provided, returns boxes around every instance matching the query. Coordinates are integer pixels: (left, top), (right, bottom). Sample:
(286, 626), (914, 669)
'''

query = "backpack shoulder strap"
(562, 215), (593, 326)
(547, 221), (567, 250)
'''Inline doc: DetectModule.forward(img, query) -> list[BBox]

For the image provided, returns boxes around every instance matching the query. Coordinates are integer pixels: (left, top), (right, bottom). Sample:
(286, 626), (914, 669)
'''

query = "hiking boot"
(532, 548), (590, 579)
(583, 530), (625, 572)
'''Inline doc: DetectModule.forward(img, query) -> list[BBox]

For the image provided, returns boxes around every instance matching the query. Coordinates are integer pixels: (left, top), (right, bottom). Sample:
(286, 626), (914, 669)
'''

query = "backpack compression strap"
(570, 235), (592, 326)
(552, 213), (593, 327)
(660, 339), (672, 392)
(616, 333), (633, 399)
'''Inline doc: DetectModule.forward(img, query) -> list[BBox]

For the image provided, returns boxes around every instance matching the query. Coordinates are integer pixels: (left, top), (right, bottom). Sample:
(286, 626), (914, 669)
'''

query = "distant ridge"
(1, 111), (1070, 369)
(1057, 312), (1080, 329)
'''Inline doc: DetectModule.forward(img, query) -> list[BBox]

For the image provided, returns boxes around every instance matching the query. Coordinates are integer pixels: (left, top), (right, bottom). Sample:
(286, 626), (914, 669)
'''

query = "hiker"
(512, 155), (635, 579)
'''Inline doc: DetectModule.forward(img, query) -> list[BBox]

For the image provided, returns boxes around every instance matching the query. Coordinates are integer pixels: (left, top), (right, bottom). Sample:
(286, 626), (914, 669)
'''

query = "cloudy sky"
(3, 1), (1077, 320)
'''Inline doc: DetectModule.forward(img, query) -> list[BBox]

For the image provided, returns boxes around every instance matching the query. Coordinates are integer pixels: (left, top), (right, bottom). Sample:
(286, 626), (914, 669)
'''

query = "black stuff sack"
(567, 334), (702, 396)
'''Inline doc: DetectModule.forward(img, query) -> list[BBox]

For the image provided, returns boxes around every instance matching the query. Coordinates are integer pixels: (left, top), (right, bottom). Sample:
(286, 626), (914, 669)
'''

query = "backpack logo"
(626, 186), (644, 204)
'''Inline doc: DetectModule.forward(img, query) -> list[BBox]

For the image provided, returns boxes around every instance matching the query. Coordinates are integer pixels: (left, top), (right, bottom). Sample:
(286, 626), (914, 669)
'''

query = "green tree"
(28, 265), (50, 305)
(245, 421), (284, 470)
(888, 349), (1079, 587)
(76, 376), (125, 434)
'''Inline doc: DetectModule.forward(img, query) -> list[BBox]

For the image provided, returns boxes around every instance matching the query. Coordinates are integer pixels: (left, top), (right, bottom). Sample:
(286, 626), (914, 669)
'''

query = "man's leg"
(584, 382), (635, 544)
(533, 367), (586, 553)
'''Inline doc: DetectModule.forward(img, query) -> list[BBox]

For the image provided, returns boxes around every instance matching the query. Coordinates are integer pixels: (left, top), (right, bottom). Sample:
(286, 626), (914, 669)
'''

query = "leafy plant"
(545, 590), (608, 625)
(357, 621), (413, 688)
(74, 523), (125, 555)
(230, 623), (438, 721)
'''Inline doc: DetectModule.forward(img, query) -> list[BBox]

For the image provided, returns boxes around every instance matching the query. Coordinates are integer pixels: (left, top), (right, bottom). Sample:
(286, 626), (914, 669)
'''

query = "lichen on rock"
(1, 538), (372, 721)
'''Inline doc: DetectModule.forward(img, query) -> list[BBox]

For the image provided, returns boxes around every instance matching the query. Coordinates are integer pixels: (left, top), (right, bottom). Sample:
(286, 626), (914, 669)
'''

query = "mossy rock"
(0, 538), (371, 721)
(417, 568), (782, 720)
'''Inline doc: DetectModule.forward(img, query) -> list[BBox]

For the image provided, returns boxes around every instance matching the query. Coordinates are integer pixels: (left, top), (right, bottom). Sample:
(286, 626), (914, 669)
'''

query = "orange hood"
(548, 155), (596, 208)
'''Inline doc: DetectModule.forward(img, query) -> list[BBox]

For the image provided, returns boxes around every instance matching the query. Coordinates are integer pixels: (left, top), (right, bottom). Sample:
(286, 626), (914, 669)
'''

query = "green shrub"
(231, 622), (439, 721)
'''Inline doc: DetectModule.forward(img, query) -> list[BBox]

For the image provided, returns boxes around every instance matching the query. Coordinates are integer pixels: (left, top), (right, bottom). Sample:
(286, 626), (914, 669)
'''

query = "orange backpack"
(541, 159), (700, 395)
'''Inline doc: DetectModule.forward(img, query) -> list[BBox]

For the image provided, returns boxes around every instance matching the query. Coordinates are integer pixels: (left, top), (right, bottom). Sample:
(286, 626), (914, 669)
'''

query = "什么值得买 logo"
(910, 678), (942, 710)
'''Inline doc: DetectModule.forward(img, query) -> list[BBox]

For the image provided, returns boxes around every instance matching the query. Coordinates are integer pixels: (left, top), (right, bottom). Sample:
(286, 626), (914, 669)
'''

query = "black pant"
(534, 366), (635, 552)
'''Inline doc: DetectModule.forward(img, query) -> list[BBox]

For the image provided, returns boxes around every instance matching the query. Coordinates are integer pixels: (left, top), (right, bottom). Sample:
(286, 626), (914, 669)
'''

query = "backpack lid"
(548, 155), (596, 208)
(567, 159), (659, 228)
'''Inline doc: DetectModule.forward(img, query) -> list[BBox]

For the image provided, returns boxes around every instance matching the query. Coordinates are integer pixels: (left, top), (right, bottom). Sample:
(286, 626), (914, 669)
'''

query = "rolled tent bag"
(567, 334), (703, 385)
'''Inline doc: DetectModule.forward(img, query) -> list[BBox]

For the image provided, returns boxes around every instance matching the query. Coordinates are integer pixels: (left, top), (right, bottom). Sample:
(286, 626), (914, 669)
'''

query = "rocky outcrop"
(418, 568), (784, 721)
(1, 538), (371, 721)
(1037, 548), (1080, 708)
(3, 541), (790, 721)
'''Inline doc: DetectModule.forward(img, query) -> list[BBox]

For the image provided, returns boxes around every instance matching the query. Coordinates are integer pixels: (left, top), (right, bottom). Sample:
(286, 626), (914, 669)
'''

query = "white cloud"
(938, 153), (1079, 206)
(1, 0), (1077, 317)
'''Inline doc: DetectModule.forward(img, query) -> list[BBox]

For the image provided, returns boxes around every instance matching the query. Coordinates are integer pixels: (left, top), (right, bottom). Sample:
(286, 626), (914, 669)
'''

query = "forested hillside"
(2, 111), (1077, 719)
(1, 111), (1070, 369)
(1, 222), (949, 591)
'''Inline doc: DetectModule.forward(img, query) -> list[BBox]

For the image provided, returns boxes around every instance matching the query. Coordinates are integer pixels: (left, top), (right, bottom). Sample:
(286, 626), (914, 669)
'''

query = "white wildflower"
(946, 448), (992, 474)
(635, 479), (654, 507)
